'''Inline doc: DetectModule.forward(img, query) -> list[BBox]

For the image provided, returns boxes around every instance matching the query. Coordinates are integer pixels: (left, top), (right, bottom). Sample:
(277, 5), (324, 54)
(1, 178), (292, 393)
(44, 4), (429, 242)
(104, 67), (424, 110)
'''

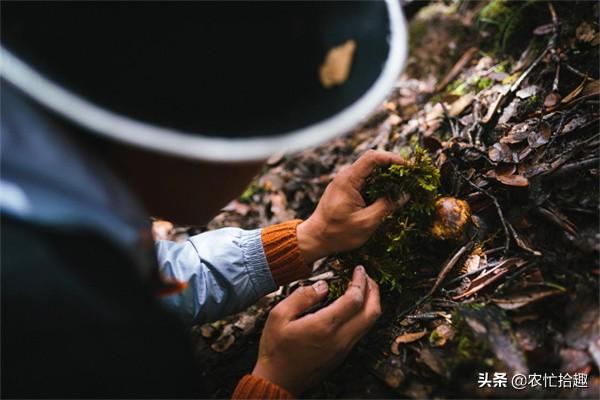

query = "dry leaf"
(533, 23), (554, 36)
(200, 324), (217, 339)
(429, 324), (455, 347)
(211, 334), (235, 353)
(462, 253), (482, 274)
(544, 91), (561, 108)
(211, 324), (237, 353)
(520, 149), (536, 166)
(319, 39), (356, 88)
(391, 330), (428, 355)
(418, 348), (444, 375)
(454, 258), (526, 300)
(223, 200), (251, 216)
(561, 115), (590, 135)
(496, 174), (529, 187)
(488, 142), (513, 163)
(527, 122), (552, 148)
(395, 330), (428, 344)
(493, 287), (565, 310)
(449, 92), (475, 117)
(500, 120), (533, 144)
(495, 163), (517, 177)
(516, 85), (539, 99)
(576, 22), (597, 43)
(560, 77), (587, 105)
(578, 79), (600, 101)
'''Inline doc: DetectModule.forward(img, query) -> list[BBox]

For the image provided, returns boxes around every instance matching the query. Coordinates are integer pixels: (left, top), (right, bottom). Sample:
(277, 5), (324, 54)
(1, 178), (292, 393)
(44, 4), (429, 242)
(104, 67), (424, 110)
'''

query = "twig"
(564, 63), (588, 79)
(457, 171), (540, 256)
(434, 47), (478, 93)
(440, 102), (459, 139)
(443, 260), (501, 287)
(548, 157), (599, 179)
(396, 239), (474, 320)
(428, 244), (470, 296)
(542, 109), (570, 158)
(457, 171), (511, 253)
(493, 263), (533, 294)
(396, 294), (428, 321)
(552, 62), (561, 93)
(484, 246), (504, 256)
(506, 222), (542, 256)
(481, 4), (560, 125)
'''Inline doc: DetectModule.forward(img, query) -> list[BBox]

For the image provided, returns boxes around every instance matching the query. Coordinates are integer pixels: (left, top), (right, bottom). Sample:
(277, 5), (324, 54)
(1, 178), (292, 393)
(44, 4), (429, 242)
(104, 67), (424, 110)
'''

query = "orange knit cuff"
(232, 374), (294, 399)
(261, 219), (311, 286)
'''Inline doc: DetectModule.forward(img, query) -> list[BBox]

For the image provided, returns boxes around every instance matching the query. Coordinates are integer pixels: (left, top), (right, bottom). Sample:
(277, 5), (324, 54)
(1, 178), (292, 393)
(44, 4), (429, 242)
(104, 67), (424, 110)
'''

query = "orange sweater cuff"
(232, 374), (294, 399)
(261, 219), (311, 286)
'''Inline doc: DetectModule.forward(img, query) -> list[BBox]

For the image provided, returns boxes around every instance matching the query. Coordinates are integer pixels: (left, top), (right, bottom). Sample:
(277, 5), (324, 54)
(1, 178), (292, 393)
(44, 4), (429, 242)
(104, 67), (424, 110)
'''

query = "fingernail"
(356, 265), (365, 275)
(312, 280), (328, 295)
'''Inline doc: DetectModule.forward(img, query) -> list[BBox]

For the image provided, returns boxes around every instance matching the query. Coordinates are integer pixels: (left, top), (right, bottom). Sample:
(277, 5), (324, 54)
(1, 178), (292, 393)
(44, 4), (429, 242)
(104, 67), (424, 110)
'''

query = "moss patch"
(338, 147), (441, 292)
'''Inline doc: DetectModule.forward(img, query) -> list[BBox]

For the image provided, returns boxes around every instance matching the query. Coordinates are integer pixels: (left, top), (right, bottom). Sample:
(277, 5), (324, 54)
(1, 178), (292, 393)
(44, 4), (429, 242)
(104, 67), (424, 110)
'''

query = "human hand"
(252, 266), (381, 396)
(297, 150), (409, 264)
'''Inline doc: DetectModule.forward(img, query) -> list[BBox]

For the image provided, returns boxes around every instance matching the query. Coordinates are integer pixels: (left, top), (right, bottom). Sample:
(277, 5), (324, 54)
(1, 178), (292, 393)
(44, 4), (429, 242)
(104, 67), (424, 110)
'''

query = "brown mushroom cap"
(431, 197), (471, 240)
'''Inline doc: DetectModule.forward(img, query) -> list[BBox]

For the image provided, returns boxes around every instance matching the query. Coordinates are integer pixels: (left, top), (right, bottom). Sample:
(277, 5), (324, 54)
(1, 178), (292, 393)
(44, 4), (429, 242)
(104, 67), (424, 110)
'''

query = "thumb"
(277, 281), (329, 320)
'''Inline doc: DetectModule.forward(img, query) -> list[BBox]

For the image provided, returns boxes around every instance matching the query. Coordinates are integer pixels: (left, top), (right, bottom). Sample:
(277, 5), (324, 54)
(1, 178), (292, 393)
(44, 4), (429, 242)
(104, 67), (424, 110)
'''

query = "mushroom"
(431, 197), (471, 240)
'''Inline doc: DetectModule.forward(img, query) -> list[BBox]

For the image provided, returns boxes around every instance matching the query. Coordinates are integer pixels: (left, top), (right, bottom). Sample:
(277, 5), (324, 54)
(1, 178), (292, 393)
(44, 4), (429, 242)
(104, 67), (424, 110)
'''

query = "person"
(1, 1), (408, 398)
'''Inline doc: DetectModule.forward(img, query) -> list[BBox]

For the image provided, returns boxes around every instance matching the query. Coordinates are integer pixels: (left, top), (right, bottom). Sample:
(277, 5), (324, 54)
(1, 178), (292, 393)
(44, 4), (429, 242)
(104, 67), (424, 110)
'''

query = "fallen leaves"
(496, 173), (529, 187)
(576, 22), (600, 45)
(488, 142), (514, 163)
(429, 324), (455, 347)
(527, 122), (551, 149)
(453, 258), (527, 300)
(492, 284), (565, 310)
(391, 330), (428, 355)
(500, 120), (535, 144)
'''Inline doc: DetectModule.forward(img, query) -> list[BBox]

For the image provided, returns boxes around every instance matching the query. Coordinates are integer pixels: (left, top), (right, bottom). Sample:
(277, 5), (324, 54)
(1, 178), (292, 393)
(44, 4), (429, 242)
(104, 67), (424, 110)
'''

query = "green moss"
(476, 76), (493, 92)
(493, 63), (507, 73)
(327, 279), (347, 301)
(479, 0), (512, 24)
(446, 308), (492, 372)
(478, 0), (535, 52)
(337, 147), (441, 291)
(448, 74), (493, 96)
(239, 182), (260, 203)
(362, 146), (440, 213)
(502, 72), (519, 85)
(447, 79), (468, 96)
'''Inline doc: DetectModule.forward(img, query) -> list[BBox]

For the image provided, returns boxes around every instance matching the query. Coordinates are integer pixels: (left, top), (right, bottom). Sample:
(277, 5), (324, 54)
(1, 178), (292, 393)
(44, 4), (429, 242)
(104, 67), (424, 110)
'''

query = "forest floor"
(154, 1), (599, 398)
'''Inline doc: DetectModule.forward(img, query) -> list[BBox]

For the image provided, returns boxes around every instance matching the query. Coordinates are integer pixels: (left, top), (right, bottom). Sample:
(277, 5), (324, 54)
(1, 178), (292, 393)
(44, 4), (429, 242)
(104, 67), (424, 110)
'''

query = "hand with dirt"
(297, 150), (408, 264)
(252, 266), (381, 396)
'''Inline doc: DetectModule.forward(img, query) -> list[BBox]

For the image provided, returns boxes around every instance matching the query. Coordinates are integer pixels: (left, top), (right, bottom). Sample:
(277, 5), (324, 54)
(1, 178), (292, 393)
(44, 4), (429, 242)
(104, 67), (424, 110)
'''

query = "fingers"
(356, 276), (381, 328)
(271, 281), (329, 322)
(350, 150), (406, 183)
(358, 197), (395, 229)
(311, 266), (368, 327)
(356, 193), (411, 231)
(338, 276), (381, 347)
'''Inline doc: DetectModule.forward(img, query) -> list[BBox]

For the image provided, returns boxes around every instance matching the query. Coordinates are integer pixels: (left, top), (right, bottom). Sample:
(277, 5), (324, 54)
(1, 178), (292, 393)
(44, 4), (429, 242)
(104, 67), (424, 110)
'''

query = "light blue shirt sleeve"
(155, 227), (277, 325)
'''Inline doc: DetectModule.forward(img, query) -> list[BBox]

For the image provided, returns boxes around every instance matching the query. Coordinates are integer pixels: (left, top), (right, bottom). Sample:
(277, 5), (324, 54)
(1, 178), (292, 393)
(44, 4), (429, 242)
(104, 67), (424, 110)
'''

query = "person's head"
(1, 1), (407, 224)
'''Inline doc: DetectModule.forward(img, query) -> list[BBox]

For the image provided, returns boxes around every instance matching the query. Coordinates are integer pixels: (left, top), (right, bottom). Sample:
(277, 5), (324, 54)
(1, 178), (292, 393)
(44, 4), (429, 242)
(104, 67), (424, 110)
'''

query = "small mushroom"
(431, 197), (471, 240)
